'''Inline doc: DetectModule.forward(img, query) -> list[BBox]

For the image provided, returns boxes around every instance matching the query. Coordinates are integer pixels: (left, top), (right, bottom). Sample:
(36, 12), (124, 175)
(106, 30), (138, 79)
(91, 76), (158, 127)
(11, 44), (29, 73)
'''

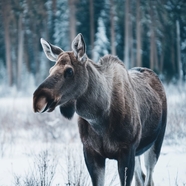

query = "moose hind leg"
(135, 156), (145, 186)
(144, 118), (166, 186)
(144, 146), (156, 186)
(83, 147), (105, 186)
(144, 131), (165, 186)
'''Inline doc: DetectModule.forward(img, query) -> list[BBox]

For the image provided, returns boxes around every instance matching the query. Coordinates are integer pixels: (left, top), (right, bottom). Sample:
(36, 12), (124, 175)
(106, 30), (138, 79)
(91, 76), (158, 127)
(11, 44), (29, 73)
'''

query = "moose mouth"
(33, 88), (62, 113)
(33, 96), (61, 113)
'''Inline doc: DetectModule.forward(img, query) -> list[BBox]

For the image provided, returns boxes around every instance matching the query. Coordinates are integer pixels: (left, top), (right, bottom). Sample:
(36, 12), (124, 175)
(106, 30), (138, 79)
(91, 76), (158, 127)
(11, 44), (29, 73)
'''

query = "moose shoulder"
(33, 33), (167, 186)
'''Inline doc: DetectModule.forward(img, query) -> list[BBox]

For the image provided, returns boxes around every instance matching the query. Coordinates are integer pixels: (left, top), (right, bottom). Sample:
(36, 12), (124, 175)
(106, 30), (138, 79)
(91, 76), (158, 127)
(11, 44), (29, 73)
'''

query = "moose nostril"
(33, 96), (48, 113)
(39, 97), (47, 112)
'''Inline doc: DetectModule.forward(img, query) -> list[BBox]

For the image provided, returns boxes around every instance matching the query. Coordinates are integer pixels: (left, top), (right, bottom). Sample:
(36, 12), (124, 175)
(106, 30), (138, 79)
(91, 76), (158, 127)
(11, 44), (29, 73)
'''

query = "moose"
(33, 33), (167, 186)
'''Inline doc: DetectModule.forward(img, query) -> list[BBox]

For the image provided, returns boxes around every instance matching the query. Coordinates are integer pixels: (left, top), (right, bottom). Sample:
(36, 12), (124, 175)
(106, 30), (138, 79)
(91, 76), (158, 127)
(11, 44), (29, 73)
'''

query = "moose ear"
(72, 33), (87, 63)
(40, 38), (63, 62)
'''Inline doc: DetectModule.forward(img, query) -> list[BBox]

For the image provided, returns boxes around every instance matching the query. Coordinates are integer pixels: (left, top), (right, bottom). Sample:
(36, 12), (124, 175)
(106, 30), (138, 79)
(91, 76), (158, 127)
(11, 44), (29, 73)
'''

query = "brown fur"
(33, 35), (167, 186)
(76, 55), (166, 158)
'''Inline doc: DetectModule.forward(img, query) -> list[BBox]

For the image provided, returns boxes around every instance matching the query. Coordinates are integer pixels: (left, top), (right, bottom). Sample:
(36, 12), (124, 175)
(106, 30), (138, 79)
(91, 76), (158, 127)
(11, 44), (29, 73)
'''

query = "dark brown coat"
(33, 34), (167, 186)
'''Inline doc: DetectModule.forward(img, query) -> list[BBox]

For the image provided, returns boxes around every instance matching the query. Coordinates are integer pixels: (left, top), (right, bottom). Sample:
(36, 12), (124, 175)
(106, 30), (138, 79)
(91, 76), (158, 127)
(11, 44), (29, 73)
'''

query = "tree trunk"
(129, 0), (134, 67)
(2, 2), (13, 86)
(89, 0), (94, 59)
(160, 41), (164, 74)
(150, 27), (154, 70)
(124, 0), (130, 69)
(149, 1), (159, 71)
(171, 41), (175, 74)
(17, 15), (24, 89)
(129, 21), (134, 67)
(50, 0), (57, 41)
(110, 0), (116, 56)
(176, 20), (181, 79)
(24, 33), (31, 73)
(68, 0), (76, 47)
(136, 0), (142, 67)
(154, 37), (158, 71)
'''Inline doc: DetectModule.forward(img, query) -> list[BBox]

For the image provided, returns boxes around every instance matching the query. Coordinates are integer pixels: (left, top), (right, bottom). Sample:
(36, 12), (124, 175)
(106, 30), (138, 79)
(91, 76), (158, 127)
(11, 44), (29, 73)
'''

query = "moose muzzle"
(33, 86), (61, 113)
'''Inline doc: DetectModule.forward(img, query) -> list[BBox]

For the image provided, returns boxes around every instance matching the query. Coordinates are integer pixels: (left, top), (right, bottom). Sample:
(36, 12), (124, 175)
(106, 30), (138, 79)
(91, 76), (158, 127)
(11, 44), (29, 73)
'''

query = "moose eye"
(64, 68), (74, 78)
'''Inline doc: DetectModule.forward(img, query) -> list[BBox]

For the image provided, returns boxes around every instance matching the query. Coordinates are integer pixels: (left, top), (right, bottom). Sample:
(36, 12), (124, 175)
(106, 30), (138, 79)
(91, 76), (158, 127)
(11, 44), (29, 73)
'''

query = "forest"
(0, 0), (186, 91)
(0, 1), (186, 185)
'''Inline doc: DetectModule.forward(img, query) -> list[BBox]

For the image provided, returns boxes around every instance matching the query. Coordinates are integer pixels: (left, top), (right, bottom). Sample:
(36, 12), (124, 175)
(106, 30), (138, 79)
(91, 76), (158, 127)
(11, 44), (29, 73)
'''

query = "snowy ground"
(0, 84), (186, 186)
(0, 141), (186, 186)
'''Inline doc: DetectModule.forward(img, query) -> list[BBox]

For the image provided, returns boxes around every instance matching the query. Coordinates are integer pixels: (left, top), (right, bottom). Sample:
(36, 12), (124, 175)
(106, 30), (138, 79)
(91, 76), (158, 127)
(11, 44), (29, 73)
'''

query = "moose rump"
(33, 33), (167, 186)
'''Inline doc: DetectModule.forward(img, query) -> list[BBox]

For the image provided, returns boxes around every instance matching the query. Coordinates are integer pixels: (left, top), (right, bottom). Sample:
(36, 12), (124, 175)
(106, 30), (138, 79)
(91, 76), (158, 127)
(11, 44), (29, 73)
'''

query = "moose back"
(33, 34), (167, 186)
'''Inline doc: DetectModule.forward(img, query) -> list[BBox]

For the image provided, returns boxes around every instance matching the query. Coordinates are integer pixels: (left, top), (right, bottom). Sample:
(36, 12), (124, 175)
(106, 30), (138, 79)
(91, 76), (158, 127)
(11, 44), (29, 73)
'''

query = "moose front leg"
(83, 147), (106, 186)
(117, 148), (135, 186)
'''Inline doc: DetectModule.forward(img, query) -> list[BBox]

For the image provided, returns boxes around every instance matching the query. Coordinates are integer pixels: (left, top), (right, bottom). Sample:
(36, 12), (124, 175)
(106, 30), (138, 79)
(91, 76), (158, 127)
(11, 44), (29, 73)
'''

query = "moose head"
(33, 34), (89, 118)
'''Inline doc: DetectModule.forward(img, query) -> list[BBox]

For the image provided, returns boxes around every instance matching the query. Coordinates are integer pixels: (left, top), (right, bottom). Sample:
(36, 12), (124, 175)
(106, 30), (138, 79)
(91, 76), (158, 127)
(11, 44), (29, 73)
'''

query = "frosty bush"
(62, 146), (91, 186)
(13, 150), (57, 186)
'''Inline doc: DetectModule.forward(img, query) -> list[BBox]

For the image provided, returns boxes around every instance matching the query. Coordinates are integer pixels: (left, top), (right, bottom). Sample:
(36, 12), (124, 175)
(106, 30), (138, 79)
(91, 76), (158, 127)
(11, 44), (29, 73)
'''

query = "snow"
(0, 85), (186, 185)
(153, 144), (186, 186)
(0, 142), (185, 186)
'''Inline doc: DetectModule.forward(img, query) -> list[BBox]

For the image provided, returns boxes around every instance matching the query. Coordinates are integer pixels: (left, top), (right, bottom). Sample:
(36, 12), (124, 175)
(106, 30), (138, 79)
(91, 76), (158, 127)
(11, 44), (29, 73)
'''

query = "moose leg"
(117, 148), (135, 186)
(83, 147), (105, 186)
(143, 146), (156, 186)
(144, 117), (166, 186)
(134, 156), (145, 186)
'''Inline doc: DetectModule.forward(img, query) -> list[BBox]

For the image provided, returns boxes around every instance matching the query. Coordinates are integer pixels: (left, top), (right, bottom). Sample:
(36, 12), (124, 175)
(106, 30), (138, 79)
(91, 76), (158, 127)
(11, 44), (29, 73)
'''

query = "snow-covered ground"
(0, 84), (186, 186)
(0, 141), (185, 186)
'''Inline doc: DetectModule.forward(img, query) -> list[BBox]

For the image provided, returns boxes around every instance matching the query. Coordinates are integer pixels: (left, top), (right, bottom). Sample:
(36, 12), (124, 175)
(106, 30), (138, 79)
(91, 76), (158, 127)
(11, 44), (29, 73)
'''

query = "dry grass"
(13, 150), (57, 186)
(164, 83), (186, 144)
(11, 145), (119, 186)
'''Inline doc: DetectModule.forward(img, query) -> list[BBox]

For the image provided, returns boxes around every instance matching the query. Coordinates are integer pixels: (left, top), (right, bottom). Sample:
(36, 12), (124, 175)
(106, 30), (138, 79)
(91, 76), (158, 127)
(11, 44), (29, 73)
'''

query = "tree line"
(0, 0), (186, 89)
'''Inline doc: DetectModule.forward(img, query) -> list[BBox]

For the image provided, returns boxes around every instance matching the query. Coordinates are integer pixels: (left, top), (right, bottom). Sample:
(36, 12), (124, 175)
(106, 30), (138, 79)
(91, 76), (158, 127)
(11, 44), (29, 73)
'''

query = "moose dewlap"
(33, 33), (167, 186)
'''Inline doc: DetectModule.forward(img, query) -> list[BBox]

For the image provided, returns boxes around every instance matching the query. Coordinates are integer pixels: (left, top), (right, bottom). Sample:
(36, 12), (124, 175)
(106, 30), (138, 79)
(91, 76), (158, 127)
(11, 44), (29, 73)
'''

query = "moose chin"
(33, 33), (167, 186)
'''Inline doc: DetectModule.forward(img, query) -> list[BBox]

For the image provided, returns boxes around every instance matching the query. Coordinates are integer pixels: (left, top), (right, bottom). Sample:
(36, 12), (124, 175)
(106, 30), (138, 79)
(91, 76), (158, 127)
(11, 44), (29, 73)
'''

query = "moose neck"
(76, 60), (111, 134)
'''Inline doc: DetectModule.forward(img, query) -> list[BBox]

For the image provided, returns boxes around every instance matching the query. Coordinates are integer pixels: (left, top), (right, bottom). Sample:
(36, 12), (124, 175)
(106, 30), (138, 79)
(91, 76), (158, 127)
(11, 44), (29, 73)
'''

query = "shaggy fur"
(33, 34), (167, 186)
